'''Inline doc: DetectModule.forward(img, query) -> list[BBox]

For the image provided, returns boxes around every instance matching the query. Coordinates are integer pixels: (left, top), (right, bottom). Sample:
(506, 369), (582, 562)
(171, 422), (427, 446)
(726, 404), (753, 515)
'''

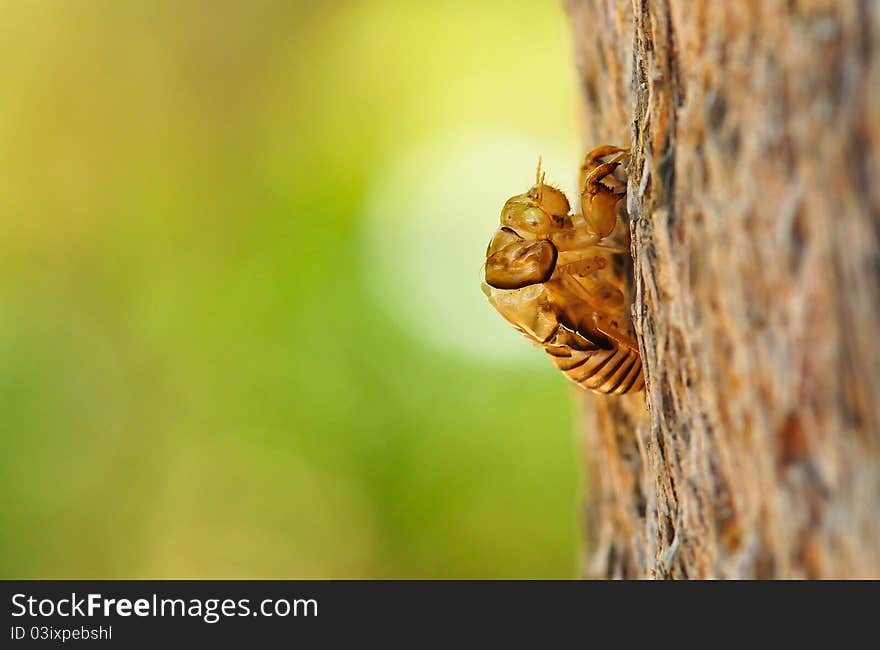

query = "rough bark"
(568, 0), (880, 579)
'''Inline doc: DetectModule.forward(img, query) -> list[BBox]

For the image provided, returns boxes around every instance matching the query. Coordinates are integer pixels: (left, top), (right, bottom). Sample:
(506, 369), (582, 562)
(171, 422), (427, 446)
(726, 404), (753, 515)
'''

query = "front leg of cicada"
(579, 146), (630, 241)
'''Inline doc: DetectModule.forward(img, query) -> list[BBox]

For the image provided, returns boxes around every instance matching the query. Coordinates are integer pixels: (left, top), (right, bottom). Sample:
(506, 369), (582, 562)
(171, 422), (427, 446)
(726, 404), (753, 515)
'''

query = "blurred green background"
(0, 0), (584, 578)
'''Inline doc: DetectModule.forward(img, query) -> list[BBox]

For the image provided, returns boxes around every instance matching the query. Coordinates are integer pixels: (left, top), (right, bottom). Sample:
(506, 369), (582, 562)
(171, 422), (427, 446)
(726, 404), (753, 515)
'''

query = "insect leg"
(590, 312), (640, 353)
(558, 272), (625, 317)
(549, 227), (600, 251)
(582, 152), (630, 194)
(579, 149), (630, 240)
(581, 145), (630, 169)
(591, 242), (630, 255)
(580, 147), (629, 188)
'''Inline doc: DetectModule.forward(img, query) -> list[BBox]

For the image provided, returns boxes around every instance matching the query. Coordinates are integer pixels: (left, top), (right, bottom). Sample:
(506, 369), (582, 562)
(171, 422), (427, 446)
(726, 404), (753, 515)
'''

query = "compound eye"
(501, 204), (553, 234)
(484, 239), (558, 290)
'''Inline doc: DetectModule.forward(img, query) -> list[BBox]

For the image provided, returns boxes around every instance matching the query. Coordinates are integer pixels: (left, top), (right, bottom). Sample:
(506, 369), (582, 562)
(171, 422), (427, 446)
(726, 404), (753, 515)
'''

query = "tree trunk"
(568, 0), (880, 579)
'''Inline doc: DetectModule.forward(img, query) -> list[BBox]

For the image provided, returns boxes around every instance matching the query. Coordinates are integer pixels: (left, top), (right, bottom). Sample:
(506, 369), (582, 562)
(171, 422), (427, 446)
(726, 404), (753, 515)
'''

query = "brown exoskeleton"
(481, 145), (644, 394)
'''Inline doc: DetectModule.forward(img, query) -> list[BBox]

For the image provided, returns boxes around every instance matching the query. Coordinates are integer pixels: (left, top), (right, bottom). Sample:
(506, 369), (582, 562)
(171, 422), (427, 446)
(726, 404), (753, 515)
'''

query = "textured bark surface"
(568, 0), (880, 579)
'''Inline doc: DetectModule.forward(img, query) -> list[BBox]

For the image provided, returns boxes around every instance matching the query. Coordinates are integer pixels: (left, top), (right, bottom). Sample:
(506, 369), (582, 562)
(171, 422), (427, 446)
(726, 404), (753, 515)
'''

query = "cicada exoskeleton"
(482, 146), (644, 394)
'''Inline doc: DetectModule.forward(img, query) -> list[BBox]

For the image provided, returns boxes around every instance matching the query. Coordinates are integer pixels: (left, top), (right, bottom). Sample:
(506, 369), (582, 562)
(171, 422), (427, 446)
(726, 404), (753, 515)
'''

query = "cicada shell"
(482, 146), (644, 395)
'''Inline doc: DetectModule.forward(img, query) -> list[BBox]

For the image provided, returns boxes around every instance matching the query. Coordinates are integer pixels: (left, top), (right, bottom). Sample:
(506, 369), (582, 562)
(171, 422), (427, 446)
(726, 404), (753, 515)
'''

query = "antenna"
(535, 156), (546, 202)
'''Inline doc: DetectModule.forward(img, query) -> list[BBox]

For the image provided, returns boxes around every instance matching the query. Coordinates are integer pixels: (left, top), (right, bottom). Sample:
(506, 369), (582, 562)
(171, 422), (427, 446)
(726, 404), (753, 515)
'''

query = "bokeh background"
(0, 0), (585, 578)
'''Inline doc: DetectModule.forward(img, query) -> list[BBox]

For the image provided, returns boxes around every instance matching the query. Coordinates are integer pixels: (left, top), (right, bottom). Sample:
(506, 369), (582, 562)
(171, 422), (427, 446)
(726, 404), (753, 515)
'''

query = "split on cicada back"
(481, 145), (644, 395)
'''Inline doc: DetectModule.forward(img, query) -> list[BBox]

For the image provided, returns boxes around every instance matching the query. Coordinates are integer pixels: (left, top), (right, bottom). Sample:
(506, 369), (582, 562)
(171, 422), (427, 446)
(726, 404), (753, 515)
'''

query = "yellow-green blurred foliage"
(0, 0), (583, 578)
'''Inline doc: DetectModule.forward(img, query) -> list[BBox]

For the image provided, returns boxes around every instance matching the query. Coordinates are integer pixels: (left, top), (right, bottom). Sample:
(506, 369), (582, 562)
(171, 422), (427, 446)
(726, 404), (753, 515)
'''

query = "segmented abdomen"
(545, 338), (644, 395)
